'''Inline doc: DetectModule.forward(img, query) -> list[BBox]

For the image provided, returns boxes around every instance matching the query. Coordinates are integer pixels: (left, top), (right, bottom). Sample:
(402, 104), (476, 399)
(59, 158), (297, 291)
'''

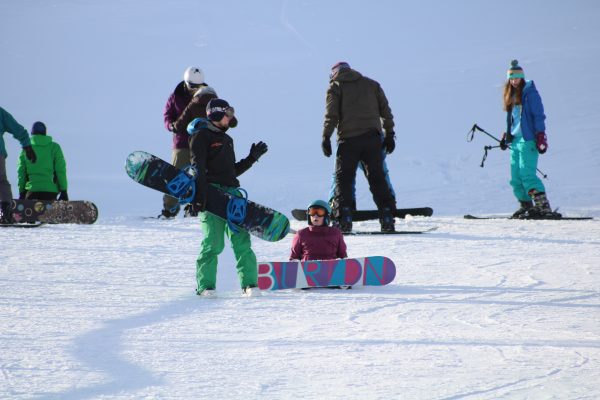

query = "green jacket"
(0, 107), (31, 158)
(322, 68), (394, 141)
(17, 135), (67, 194)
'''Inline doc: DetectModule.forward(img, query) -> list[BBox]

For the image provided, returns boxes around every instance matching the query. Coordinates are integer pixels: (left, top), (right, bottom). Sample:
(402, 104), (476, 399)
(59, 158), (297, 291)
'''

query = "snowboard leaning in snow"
(464, 214), (592, 221)
(9, 199), (98, 224)
(258, 256), (396, 290)
(125, 151), (290, 242)
(291, 207), (433, 222)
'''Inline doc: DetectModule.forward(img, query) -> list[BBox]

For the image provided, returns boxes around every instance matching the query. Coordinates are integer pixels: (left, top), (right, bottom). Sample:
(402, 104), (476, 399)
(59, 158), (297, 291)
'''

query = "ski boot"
(511, 200), (533, 219)
(527, 190), (562, 219)
(0, 201), (14, 224)
(379, 207), (395, 232)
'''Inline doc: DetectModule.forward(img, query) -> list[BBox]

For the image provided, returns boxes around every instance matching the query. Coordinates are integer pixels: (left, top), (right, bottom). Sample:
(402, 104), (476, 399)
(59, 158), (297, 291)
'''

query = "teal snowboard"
(125, 151), (290, 242)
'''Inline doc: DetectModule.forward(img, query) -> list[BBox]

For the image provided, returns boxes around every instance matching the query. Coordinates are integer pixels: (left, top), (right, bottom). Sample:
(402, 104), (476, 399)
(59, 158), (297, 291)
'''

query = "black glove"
(500, 132), (508, 150)
(24, 145), (37, 163)
(249, 141), (268, 161)
(190, 178), (207, 213)
(382, 132), (395, 154)
(322, 137), (332, 157)
(58, 191), (69, 201)
(19, 192), (26, 200)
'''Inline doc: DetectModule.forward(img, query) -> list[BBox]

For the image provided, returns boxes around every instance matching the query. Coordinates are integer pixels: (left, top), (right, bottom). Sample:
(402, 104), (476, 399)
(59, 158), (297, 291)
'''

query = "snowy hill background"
(2, 1), (600, 399)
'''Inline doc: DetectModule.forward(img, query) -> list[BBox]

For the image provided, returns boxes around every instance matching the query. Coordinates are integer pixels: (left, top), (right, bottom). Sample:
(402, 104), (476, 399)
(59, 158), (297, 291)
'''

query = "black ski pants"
(333, 130), (395, 215)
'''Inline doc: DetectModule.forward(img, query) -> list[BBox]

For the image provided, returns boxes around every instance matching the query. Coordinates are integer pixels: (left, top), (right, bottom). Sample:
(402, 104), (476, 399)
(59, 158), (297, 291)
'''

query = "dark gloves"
(382, 132), (395, 154)
(500, 132), (508, 150)
(58, 191), (69, 201)
(189, 177), (207, 213)
(249, 141), (268, 161)
(321, 137), (332, 157)
(535, 132), (548, 154)
(24, 145), (37, 163)
(19, 192), (26, 200)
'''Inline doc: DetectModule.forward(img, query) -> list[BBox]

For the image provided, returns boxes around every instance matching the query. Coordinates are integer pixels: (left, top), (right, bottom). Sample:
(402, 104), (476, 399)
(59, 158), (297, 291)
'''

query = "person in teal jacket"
(17, 121), (68, 201)
(0, 107), (37, 223)
(500, 60), (560, 219)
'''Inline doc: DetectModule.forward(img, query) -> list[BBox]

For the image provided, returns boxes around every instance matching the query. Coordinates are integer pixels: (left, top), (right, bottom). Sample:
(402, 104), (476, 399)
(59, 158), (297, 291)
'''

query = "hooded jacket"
(290, 225), (348, 261)
(505, 80), (546, 141)
(17, 135), (67, 193)
(188, 118), (256, 204)
(0, 107), (30, 158)
(322, 68), (394, 141)
(163, 81), (194, 149)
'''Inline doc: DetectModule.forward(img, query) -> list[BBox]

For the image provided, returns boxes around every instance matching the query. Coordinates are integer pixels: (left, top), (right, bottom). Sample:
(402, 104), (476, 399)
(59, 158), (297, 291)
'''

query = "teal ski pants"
(510, 138), (545, 202)
(196, 210), (258, 293)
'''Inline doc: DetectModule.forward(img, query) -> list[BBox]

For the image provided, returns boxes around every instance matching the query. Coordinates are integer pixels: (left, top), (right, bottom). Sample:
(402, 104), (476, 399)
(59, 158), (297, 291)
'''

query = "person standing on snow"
(289, 200), (347, 262)
(0, 107), (37, 224)
(17, 121), (68, 201)
(500, 60), (560, 219)
(187, 98), (268, 297)
(321, 62), (397, 233)
(161, 66), (204, 219)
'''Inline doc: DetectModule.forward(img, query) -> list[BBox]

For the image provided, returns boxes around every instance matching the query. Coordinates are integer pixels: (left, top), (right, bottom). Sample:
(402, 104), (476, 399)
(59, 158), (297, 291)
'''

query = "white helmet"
(183, 67), (204, 86)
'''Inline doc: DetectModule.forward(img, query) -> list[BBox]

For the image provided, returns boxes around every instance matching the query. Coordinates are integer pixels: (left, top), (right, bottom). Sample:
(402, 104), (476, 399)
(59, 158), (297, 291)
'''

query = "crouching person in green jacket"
(17, 121), (68, 201)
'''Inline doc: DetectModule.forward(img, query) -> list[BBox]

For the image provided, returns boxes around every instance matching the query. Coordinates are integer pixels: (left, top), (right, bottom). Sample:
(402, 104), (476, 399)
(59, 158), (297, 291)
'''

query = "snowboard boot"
(196, 288), (216, 297)
(339, 206), (353, 233)
(183, 203), (198, 218)
(379, 207), (395, 232)
(511, 200), (533, 219)
(158, 205), (180, 219)
(0, 201), (14, 224)
(527, 190), (562, 219)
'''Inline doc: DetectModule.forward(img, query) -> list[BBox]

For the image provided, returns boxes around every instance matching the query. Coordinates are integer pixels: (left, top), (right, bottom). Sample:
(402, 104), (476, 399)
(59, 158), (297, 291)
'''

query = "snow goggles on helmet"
(185, 81), (203, 90)
(308, 207), (327, 217)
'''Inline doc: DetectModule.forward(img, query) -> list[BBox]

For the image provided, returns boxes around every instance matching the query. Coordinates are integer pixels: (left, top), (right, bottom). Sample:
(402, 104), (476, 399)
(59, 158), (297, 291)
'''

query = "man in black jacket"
(187, 99), (268, 297)
(322, 62), (396, 233)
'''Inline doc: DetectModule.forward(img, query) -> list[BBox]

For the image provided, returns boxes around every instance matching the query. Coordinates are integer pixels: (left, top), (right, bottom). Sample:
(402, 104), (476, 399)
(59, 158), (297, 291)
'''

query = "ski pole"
(468, 123), (548, 179)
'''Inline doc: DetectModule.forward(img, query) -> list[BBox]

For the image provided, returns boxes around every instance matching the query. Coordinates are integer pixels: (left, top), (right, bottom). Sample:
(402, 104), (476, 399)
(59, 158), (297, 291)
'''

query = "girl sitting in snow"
(290, 200), (347, 261)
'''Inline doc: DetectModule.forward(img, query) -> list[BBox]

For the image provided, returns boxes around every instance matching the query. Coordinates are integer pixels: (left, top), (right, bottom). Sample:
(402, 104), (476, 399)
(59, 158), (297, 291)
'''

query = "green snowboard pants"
(196, 208), (258, 293)
(510, 137), (545, 202)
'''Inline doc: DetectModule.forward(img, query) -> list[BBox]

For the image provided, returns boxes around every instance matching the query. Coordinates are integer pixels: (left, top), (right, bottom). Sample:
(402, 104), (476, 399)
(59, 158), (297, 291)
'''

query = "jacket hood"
(332, 68), (363, 83)
(194, 85), (217, 97)
(31, 135), (54, 146)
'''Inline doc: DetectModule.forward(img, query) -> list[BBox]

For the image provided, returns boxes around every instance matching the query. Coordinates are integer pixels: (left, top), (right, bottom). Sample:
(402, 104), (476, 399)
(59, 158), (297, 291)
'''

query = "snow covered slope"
(1, 1), (600, 398)
(2, 217), (599, 398)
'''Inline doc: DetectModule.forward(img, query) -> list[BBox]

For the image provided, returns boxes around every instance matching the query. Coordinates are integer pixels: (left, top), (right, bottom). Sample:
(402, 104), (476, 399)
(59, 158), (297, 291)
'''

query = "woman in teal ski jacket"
(501, 60), (560, 219)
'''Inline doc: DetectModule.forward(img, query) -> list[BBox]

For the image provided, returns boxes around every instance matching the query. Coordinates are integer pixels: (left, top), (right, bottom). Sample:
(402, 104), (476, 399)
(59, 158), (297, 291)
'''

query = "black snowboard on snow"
(291, 207), (433, 222)
(344, 227), (438, 235)
(464, 214), (592, 221)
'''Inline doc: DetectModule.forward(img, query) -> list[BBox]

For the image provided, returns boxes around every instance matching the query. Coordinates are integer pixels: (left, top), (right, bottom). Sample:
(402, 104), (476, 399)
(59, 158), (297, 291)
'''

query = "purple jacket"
(163, 81), (194, 149)
(290, 225), (348, 261)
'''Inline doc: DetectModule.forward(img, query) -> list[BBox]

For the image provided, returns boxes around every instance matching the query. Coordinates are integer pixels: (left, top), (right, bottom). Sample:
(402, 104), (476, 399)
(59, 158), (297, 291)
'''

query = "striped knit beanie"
(507, 59), (525, 79)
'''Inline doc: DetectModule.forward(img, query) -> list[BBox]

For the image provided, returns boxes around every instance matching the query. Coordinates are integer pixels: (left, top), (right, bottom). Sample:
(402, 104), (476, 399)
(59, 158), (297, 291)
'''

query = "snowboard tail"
(291, 207), (433, 222)
(10, 200), (98, 224)
(258, 256), (396, 290)
(125, 151), (290, 242)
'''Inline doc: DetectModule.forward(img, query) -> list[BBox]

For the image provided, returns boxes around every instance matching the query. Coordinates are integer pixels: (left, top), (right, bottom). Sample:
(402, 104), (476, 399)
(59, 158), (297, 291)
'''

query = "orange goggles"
(308, 207), (327, 217)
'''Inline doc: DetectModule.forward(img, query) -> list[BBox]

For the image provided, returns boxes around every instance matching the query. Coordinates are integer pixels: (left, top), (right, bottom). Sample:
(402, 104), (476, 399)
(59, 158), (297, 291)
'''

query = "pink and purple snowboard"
(258, 256), (396, 290)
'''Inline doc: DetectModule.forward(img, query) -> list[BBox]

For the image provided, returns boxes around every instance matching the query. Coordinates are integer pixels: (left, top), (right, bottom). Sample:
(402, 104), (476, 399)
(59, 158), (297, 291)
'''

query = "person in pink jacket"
(290, 200), (347, 261)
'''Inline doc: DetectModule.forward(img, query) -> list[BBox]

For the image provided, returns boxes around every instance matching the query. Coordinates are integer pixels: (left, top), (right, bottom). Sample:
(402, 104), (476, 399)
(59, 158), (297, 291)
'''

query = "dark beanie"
(330, 61), (350, 79)
(31, 121), (47, 135)
(206, 99), (232, 122)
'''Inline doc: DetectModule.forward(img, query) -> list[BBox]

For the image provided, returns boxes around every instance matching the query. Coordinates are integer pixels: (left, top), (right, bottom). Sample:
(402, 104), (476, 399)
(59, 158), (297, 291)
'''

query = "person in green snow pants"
(186, 98), (268, 296)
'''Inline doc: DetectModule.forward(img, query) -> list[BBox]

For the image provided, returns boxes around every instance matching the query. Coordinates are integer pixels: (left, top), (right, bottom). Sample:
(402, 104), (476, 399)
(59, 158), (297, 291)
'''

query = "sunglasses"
(308, 207), (327, 217)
